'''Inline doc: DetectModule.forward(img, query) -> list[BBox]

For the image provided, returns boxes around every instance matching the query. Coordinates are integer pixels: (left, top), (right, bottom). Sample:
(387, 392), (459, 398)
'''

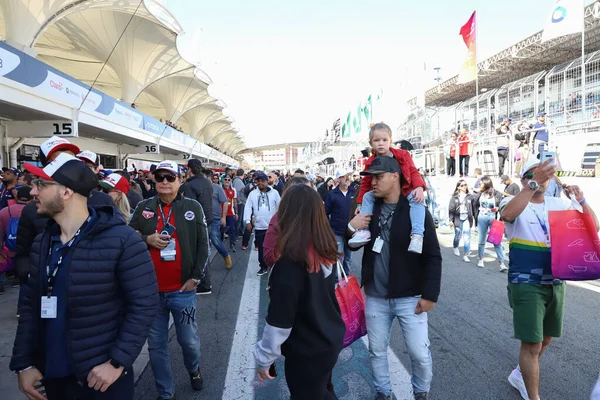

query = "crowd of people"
(444, 112), (550, 179)
(0, 124), (598, 400)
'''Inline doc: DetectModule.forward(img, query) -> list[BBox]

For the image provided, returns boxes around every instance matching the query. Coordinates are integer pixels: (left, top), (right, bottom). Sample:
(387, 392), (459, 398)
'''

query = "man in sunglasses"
(500, 157), (599, 400)
(129, 160), (209, 400)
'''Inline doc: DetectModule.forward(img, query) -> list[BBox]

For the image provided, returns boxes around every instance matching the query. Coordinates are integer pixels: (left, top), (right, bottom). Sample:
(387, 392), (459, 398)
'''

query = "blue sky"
(164, 0), (591, 147)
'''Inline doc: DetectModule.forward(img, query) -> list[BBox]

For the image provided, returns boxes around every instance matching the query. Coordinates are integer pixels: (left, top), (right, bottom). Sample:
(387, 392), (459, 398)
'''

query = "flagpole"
(475, 9), (479, 134)
(582, 21), (586, 118)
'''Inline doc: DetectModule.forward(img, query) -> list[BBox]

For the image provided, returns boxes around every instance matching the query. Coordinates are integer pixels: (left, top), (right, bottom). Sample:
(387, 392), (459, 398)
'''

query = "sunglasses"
(224, 178), (231, 181)
(155, 174), (177, 183)
(32, 178), (59, 188)
(522, 172), (535, 180)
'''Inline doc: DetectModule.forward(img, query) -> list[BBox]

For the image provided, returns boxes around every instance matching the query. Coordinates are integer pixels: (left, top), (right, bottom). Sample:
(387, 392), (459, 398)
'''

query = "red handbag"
(334, 261), (367, 348)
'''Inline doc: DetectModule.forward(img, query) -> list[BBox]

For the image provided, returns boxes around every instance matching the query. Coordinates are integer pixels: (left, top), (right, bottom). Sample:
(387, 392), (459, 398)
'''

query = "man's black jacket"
(182, 175), (213, 225)
(346, 195), (442, 302)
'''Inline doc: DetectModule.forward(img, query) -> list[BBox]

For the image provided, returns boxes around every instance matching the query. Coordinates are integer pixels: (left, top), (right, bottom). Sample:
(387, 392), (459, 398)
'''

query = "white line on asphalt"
(360, 336), (414, 399)
(222, 247), (261, 400)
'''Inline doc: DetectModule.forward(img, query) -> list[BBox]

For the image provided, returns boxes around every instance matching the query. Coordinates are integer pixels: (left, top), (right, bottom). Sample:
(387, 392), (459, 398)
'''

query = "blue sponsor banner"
(0, 41), (169, 136)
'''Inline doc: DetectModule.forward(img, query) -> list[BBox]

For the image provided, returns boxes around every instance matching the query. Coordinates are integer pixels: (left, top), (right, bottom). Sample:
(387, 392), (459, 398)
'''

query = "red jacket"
(357, 148), (426, 203)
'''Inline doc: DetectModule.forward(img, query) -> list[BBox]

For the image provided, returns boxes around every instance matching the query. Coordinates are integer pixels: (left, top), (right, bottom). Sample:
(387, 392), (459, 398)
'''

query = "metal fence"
(397, 50), (600, 145)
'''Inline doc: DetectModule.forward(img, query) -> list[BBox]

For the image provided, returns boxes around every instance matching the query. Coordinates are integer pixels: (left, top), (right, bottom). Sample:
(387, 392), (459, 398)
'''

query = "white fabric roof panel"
(35, 8), (192, 103)
(135, 67), (211, 124)
(198, 120), (234, 144)
(181, 102), (228, 137)
(0, 0), (246, 154)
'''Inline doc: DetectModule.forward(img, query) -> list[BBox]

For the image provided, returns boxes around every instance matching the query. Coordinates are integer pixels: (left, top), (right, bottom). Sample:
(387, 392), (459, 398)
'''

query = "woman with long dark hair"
(254, 185), (345, 399)
(318, 177), (335, 201)
(448, 179), (473, 262)
(473, 176), (506, 270)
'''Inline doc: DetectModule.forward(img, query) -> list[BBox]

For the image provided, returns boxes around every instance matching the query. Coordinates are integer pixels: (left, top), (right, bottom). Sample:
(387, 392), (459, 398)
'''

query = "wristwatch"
(192, 279), (202, 286)
(527, 181), (539, 191)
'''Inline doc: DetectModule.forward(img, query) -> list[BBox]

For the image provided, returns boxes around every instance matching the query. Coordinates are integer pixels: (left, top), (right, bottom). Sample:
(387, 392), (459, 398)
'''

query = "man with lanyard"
(129, 160), (209, 400)
(0, 167), (20, 210)
(243, 172), (280, 275)
(11, 153), (158, 400)
(500, 157), (599, 400)
(347, 157), (442, 400)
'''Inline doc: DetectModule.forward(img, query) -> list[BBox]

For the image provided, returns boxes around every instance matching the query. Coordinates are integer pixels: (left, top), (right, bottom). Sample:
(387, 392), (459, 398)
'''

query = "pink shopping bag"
(334, 261), (367, 348)
(549, 210), (600, 280)
(486, 219), (505, 246)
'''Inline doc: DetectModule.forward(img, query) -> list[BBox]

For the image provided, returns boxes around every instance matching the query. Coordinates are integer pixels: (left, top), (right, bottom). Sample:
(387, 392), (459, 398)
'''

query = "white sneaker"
(348, 229), (371, 248)
(477, 259), (485, 268)
(508, 367), (530, 400)
(408, 234), (423, 254)
(499, 262), (508, 272)
(463, 255), (470, 263)
(453, 248), (460, 257)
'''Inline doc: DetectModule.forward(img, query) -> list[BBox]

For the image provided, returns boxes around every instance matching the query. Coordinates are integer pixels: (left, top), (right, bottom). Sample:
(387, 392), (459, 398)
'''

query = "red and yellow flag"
(457, 11), (477, 84)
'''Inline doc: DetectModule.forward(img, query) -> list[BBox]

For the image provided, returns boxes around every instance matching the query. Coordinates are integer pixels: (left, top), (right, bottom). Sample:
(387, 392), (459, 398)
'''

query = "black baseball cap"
(17, 186), (32, 201)
(24, 153), (99, 197)
(360, 156), (401, 176)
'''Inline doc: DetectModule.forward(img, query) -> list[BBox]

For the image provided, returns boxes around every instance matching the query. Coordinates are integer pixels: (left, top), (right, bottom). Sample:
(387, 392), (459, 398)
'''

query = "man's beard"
(36, 191), (64, 218)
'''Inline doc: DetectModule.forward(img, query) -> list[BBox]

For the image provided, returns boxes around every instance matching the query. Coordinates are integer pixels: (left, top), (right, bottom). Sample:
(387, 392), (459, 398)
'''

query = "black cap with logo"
(360, 156), (401, 176)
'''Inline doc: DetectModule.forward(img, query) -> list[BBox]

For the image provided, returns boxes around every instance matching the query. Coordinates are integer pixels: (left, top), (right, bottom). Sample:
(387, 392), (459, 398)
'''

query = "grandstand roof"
(426, 2), (600, 107)
(0, 0), (246, 156)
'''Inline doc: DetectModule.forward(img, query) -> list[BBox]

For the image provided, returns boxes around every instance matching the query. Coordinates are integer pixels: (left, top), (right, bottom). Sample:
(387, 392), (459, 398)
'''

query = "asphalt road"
(132, 231), (600, 400)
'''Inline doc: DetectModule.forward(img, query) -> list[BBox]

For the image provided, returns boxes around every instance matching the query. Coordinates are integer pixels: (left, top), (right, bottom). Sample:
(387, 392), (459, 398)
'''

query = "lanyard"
(158, 203), (174, 228)
(529, 202), (549, 236)
(46, 216), (92, 297)
(378, 207), (396, 242)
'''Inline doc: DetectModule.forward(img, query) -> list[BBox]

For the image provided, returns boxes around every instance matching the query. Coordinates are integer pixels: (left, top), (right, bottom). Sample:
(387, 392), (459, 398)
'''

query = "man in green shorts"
(500, 157), (599, 400)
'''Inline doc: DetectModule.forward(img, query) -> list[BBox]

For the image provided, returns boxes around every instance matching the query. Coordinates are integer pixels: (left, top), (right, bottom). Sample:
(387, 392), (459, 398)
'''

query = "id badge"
(545, 234), (551, 248)
(372, 237), (384, 254)
(41, 296), (57, 319)
(161, 239), (177, 261)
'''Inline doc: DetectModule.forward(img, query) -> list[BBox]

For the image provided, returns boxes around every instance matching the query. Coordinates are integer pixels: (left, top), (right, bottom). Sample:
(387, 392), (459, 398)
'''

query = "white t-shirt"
(500, 196), (571, 284)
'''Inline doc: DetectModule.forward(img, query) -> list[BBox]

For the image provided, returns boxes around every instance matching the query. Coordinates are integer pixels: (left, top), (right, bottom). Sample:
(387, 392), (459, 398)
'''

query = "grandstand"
(0, 0), (245, 168)
(398, 1), (600, 145)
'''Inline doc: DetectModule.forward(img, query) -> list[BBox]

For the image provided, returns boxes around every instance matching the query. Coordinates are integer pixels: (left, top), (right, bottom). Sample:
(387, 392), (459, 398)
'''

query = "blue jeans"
(148, 290), (201, 399)
(335, 234), (352, 276)
(361, 190), (425, 236)
(236, 203), (245, 235)
(477, 214), (504, 261)
(209, 220), (229, 258)
(453, 219), (471, 254)
(224, 215), (238, 248)
(365, 295), (433, 394)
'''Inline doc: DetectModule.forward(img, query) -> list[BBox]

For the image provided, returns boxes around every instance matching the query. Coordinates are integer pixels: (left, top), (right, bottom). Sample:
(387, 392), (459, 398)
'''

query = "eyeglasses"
(32, 178), (59, 188)
(522, 172), (535, 180)
(224, 178), (231, 181)
(155, 174), (177, 183)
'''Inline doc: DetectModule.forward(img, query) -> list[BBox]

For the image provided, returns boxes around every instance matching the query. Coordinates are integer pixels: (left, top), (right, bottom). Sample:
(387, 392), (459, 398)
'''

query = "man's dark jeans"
(43, 367), (133, 400)
(255, 229), (267, 268)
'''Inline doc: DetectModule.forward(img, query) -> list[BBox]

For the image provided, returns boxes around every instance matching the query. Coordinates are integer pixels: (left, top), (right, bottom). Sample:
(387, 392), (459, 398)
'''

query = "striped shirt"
(499, 196), (571, 284)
